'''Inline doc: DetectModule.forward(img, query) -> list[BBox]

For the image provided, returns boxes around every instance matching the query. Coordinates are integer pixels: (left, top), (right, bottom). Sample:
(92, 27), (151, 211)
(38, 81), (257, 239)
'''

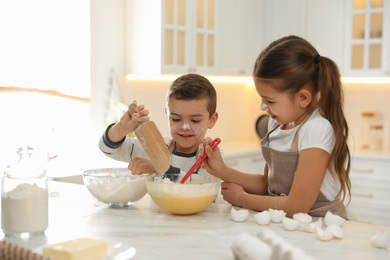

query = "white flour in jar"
(1, 183), (48, 234)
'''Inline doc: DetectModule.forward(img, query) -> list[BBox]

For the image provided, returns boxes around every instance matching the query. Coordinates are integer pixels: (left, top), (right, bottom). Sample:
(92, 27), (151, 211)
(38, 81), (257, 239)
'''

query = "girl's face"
(254, 78), (310, 128)
(166, 98), (217, 154)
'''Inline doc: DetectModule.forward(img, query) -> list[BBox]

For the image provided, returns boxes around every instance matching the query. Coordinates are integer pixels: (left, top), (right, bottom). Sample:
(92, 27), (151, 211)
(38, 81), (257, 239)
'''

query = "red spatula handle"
(180, 138), (221, 184)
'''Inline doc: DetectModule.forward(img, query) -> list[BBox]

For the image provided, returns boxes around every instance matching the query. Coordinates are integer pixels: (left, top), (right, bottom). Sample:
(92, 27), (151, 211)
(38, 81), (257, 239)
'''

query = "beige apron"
(261, 121), (348, 219)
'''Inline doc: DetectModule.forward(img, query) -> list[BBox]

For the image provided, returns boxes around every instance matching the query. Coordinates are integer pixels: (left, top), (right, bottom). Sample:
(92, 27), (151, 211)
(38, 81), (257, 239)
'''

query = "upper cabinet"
(162, 0), (216, 74)
(260, 0), (390, 77)
(125, 0), (260, 76)
(126, 0), (389, 77)
(344, 0), (390, 76)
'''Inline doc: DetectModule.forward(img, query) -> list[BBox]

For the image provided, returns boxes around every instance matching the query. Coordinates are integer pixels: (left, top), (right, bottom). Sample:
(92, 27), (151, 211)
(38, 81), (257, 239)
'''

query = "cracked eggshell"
(231, 207), (249, 222)
(293, 213), (312, 224)
(254, 211), (271, 226)
(269, 208), (286, 223)
(282, 217), (299, 231)
(324, 211), (345, 227)
(231, 233), (272, 260)
(315, 227), (334, 241)
(370, 229), (390, 249)
(316, 225), (343, 241)
(326, 224), (343, 239)
(304, 218), (322, 233)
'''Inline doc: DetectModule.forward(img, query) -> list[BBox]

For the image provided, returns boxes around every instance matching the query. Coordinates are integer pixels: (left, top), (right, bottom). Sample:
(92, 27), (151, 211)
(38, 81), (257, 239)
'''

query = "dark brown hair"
(253, 35), (351, 206)
(166, 73), (217, 118)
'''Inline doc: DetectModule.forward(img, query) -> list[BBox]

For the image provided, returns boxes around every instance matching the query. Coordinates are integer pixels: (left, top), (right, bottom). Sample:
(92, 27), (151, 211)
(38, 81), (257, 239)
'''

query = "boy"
(99, 73), (220, 176)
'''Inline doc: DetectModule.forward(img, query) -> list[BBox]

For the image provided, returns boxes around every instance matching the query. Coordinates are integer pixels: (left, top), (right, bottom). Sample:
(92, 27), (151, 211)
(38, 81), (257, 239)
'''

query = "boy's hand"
(108, 101), (150, 142)
(128, 157), (156, 175)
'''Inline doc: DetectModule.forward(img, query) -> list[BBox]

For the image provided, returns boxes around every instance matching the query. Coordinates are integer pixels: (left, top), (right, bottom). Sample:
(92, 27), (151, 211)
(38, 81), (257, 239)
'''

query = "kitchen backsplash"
(343, 82), (390, 153)
(121, 78), (262, 145)
(121, 78), (390, 154)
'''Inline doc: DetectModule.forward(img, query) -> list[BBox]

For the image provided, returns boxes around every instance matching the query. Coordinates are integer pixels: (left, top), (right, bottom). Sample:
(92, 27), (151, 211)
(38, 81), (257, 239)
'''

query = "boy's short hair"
(166, 73), (217, 118)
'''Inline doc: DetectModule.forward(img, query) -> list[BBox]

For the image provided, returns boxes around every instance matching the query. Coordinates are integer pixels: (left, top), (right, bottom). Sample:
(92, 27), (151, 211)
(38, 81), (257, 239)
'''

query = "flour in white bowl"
(86, 176), (148, 205)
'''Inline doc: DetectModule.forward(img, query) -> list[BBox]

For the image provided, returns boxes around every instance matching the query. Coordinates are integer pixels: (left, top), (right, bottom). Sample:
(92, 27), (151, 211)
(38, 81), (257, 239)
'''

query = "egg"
(282, 217), (299, 231)
(269, 208), (286, 223)
(257, 229), (285, 247)
(231, 233), (272, 260)
(231, 207), (249, 222)
(370, 229), (390, 250)
(257, 229), (315, 260)
(324, 211), (345, 227)
(254, 211), (271, 226)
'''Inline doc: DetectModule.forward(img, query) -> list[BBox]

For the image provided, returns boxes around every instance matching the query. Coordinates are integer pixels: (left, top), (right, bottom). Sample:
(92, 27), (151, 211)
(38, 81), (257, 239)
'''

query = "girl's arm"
(222, 148), (329, 217)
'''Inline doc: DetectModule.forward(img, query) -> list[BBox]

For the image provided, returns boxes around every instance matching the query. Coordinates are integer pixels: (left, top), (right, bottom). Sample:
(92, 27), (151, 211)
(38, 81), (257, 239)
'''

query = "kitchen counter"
(1, 181), (389, 260)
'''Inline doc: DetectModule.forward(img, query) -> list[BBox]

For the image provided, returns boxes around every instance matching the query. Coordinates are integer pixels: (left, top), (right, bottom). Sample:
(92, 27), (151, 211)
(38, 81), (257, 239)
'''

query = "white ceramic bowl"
(83, 168), (154, 207)
(146, 174), (221, 215)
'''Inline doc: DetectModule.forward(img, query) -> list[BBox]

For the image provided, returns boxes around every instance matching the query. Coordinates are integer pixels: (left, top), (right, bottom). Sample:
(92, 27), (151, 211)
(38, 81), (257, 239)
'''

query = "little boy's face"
(166, 98), (216, 154)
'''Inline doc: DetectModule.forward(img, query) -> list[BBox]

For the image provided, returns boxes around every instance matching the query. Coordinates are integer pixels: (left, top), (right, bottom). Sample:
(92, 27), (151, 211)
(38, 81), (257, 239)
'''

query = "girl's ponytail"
(316, 57), (351, 206)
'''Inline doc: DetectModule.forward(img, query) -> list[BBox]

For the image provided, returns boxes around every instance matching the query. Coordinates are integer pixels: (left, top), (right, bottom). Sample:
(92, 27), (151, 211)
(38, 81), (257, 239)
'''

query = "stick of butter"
(42, 238), (108, 260)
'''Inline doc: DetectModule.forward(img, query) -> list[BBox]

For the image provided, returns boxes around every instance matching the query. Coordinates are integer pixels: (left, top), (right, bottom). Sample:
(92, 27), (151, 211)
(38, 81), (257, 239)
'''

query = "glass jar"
(369, 125), (384, 151)
(361, 112), (375, 149)
(1, 146), (48, 237)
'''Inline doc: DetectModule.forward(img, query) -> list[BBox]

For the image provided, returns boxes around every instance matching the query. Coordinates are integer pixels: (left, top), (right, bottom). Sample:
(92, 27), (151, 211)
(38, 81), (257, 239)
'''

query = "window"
(0, 0), (90, 171)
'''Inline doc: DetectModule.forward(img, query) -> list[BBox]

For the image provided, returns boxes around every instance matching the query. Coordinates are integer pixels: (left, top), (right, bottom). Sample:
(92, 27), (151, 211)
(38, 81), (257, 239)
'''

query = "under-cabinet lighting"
(126, 74), (390, 85)
(341, 77), (390, 84)
(126, 74), (254, 84)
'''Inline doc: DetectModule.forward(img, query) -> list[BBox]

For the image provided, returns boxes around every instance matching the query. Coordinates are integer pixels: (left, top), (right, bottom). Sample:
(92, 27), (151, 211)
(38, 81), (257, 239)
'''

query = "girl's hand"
(128, 157), (156, 175)
(220, 182), (245, 207)
(200, 138), (227, 179)
(197, 137), (213, 158)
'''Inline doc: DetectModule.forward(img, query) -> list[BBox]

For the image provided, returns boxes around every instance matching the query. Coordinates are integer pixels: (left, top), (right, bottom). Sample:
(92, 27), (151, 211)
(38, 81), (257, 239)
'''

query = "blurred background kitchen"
(0, 0), (389, 225)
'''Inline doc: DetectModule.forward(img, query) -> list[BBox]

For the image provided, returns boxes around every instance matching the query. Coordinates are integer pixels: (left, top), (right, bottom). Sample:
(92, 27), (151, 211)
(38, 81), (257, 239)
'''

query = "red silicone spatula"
(180, 138), (221, 184)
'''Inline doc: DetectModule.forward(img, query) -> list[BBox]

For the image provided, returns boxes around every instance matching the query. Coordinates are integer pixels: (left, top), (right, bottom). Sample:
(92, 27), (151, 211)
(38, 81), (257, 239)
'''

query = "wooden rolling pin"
(129, 103), (170, 175)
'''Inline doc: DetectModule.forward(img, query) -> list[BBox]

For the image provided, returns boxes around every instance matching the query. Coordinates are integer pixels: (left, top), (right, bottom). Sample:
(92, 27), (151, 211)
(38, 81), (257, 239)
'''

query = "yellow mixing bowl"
(146, 174), (221, 215)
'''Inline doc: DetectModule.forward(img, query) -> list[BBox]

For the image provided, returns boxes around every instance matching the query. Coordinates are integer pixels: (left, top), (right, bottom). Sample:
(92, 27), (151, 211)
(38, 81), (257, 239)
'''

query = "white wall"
(90, 0), (127, 141)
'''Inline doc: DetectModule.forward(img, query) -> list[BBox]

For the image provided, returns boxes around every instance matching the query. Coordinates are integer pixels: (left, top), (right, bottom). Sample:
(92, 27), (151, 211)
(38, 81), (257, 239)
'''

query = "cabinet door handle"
(226, 161), (239, 167)
(351, 168), (373, 173)
(352, 192), (373, 198)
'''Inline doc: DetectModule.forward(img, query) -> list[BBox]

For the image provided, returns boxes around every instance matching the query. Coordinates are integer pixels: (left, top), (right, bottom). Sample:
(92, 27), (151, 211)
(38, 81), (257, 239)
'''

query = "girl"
(201, 35), (351, 218)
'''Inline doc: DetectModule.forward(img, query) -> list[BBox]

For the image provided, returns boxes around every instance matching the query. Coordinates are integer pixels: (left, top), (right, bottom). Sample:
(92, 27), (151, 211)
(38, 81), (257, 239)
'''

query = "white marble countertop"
(1, 181), (389, 260)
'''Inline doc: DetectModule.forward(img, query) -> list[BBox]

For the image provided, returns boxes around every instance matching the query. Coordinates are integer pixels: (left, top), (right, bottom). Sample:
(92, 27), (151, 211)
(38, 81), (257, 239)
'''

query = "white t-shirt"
(267, 109), (340, 201)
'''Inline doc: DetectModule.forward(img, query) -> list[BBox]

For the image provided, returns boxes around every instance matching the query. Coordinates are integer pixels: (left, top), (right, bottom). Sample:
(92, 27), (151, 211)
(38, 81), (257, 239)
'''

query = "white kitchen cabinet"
(125, 0), (260, 76)
(261, 0), (390, 77)
(162, 0), (217, 75)
(216, 0), (262, 76)
(126, 0), (215, 75)
(344, 0), (390, 76)
(261, 0), (346, 74)
(348, 154), (390, 226)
